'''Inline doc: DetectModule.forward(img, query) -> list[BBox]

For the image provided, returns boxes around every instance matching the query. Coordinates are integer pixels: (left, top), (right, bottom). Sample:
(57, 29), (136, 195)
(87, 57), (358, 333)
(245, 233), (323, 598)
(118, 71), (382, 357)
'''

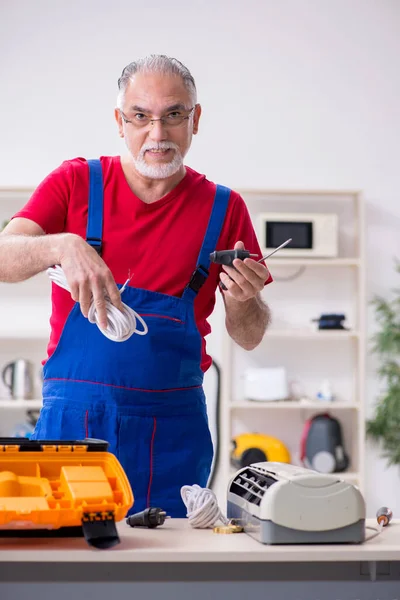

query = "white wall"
(1, 0), (400, 516)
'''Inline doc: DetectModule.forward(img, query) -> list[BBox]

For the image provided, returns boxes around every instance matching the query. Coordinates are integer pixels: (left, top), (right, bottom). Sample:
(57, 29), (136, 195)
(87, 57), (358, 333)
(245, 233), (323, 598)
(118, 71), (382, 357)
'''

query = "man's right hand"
(0, 218), (123, 329)
(59, 234), (123, 330)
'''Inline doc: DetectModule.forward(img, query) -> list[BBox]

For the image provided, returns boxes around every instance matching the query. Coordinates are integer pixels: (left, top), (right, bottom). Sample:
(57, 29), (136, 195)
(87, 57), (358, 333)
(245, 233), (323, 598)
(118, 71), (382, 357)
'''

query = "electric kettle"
(1, 359), (34, 400)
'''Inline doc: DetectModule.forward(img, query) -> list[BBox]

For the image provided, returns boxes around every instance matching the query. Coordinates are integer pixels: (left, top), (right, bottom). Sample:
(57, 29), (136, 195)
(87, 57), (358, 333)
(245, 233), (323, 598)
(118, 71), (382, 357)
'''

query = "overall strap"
(182, 184), (231, 302)
(86, 159), (104, 256)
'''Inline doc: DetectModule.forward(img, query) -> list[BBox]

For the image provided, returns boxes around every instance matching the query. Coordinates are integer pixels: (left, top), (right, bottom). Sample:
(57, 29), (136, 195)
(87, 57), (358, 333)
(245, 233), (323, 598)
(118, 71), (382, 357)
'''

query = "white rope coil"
(180, 484), (229, 529)
(47, 265), (148, 342)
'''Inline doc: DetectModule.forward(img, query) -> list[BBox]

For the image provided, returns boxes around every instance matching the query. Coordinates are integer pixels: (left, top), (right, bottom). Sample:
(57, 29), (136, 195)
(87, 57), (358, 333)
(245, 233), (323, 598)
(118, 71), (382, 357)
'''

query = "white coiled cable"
(180, 485), (229, 529)
(47, 265), (148, 342)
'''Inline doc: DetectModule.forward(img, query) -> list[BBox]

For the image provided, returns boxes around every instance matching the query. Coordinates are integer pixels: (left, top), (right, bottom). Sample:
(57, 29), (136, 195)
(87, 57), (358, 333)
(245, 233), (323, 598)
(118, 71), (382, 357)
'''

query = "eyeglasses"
(119, 107), (195, 128)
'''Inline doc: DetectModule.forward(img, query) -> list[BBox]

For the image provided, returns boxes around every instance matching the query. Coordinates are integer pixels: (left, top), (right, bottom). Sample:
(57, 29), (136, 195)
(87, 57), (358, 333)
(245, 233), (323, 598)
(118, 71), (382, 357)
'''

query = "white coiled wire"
(47, 265), (148, 342)
(180, 484), (229, 528)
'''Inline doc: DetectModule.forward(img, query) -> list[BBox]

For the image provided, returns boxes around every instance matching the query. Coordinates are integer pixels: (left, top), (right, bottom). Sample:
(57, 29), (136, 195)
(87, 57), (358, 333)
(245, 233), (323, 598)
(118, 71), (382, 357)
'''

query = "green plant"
(366, 260), (400, 465)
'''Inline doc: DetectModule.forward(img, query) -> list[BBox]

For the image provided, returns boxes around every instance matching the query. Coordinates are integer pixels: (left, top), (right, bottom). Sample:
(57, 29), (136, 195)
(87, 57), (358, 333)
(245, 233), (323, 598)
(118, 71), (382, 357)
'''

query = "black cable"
(207, 357), (221, 489)
(271, 266), (306, 281)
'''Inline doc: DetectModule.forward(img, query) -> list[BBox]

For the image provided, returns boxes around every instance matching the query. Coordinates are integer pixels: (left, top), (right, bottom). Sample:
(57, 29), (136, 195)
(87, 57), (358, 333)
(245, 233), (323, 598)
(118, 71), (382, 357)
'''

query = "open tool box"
(0, 437), (133, 549)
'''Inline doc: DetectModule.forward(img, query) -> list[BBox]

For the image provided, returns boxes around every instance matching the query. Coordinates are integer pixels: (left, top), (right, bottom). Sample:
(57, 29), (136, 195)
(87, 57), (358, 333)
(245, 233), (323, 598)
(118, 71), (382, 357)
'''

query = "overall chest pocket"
(108, 310), (189, 390)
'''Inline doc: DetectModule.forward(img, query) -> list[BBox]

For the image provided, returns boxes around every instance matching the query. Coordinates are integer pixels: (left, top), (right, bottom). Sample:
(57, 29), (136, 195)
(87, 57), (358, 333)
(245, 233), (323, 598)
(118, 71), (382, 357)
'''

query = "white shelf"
(0, 187), (34, 196)
(0, 331), (49, 340)
(230, 401), (359, 411)
(0, 400), (42, 409)
(0, 271), (49, 285)
(238, 188), (362, 196)
(265, 329), (359, 339)
(267, 258), (360, 267)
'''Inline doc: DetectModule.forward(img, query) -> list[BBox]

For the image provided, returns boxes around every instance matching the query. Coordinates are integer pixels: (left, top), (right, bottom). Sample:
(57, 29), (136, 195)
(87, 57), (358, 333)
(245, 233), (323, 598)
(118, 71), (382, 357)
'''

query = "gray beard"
(132, 150), (183, 180)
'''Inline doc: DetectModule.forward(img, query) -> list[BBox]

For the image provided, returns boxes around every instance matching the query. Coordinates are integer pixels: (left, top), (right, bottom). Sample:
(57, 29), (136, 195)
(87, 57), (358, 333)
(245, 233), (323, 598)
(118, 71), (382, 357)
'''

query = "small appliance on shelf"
(257, 212), (338, 258)
(312, 313), (349, 330)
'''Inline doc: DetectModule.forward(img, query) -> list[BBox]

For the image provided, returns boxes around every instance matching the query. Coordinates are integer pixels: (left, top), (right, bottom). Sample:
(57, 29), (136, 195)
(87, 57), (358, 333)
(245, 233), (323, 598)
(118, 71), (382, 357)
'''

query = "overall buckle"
(86, 238), (103, 256)
(187, 265), (209, 293)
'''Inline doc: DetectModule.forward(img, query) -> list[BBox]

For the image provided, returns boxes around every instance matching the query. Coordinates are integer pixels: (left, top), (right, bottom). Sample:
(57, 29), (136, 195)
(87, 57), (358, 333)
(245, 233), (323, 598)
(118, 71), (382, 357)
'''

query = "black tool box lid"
(0, 437), (109, 452)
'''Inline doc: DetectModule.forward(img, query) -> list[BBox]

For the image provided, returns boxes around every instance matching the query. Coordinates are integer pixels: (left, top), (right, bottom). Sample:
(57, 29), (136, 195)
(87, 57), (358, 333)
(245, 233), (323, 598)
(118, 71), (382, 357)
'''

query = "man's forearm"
(224, 292), (271, 350)
(0, 233), (65, 282)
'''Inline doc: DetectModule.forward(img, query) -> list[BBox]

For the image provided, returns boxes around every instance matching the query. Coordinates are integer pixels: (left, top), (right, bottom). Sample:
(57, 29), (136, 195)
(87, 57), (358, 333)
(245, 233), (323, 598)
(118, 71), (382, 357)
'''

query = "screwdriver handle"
(209, 249), (254, 266)
(209, 249), (256, 290)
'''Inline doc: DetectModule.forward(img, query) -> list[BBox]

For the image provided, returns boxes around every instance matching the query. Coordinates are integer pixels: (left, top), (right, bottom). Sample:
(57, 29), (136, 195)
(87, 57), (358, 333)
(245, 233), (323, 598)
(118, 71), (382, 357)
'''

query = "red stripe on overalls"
(147, 417), (157, 507)
(84, 410), (89, 438)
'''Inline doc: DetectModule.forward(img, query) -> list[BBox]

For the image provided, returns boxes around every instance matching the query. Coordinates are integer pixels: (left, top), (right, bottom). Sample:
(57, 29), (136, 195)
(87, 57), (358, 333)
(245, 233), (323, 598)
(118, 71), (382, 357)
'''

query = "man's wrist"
(225, 293), (258, 325)
(49, 232), (78, 266)
(224, 292), (270, 350)
(225, 291), (267, 314)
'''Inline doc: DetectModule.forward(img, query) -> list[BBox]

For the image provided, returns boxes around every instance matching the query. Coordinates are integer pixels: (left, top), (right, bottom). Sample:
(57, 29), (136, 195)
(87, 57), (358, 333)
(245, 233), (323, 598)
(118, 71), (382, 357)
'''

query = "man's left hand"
(220, 241), (269, 302)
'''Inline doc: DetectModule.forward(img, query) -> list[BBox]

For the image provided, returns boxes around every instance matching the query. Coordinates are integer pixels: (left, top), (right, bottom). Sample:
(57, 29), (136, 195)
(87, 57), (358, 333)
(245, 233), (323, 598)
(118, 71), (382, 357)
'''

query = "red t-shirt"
(13, 156), (271, 372)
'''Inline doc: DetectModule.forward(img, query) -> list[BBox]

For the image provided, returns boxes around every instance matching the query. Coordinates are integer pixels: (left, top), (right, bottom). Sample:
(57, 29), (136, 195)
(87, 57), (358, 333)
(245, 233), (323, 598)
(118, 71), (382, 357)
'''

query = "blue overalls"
(31, 159), (231, 517)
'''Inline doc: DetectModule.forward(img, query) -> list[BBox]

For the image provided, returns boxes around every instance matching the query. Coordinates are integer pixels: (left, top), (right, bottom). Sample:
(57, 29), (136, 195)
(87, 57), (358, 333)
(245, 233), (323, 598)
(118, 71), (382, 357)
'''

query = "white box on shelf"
(244, 367), (289, 402)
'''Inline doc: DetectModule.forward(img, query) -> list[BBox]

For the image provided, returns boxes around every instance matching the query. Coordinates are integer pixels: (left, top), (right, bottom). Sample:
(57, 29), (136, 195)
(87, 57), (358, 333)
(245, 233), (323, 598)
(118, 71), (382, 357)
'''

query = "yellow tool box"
(0, 437), (134, 549)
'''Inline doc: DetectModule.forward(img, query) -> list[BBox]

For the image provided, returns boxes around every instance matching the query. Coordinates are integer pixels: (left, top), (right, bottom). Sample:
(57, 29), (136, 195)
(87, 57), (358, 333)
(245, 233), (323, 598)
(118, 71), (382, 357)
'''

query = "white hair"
(117, 54), (197, 109)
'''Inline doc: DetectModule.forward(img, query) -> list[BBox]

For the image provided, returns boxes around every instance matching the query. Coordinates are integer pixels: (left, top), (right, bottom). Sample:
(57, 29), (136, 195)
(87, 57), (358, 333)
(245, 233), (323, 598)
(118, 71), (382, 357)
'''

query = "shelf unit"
(257, 329), (360, 339)
(0, 187), (49, 434)
(216, 189), (366, 501)
(265, 258), (360, 267)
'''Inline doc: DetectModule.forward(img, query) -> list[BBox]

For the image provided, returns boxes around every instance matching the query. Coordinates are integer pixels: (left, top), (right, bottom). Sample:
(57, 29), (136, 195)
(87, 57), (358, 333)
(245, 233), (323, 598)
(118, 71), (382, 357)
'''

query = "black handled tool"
(209, 249), (258, 266)
(209, 249), (256, 290)
(210, 238), (292, 289)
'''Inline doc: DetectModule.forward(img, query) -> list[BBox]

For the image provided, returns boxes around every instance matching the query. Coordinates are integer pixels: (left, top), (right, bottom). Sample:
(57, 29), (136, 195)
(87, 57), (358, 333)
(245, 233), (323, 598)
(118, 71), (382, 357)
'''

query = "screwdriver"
(210, 238), (292, 290)
(257, 238), (293, 262)
(209, 238), (292, 266)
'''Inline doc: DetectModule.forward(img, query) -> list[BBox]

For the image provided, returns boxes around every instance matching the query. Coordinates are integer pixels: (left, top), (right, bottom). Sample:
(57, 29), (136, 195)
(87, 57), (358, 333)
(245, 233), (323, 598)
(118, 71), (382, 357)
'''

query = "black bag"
(300, 413), (349, 473)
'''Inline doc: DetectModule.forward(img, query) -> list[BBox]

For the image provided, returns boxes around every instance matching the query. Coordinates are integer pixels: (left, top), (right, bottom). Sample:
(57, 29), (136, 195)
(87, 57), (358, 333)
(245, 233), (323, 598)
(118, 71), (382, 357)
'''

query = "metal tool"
(209, 238), (292, 267)
(257, 238), (292, 262)
(376, 506), (393, 527)
(209, 238), (292, 290)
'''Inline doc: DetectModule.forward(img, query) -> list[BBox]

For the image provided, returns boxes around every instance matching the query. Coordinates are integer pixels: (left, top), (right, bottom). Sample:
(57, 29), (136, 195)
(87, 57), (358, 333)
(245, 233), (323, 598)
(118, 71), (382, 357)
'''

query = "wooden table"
(0, 518), (399, 583)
